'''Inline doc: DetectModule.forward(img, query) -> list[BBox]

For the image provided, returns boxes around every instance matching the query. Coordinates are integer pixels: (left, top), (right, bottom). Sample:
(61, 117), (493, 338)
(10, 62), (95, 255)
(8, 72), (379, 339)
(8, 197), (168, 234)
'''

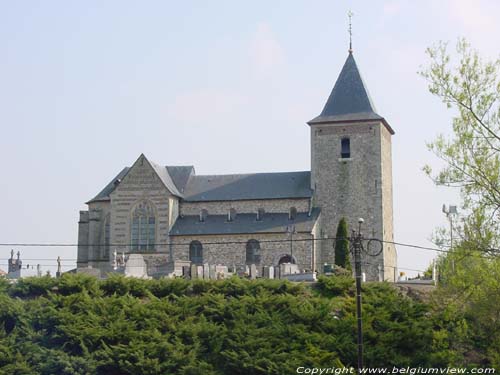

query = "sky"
(1, 0), (499, 276)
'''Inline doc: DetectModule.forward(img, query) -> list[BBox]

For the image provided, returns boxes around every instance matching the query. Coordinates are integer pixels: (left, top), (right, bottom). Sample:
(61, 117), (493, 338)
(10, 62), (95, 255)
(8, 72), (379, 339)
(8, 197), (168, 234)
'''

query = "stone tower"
(309, 51), (397, 281)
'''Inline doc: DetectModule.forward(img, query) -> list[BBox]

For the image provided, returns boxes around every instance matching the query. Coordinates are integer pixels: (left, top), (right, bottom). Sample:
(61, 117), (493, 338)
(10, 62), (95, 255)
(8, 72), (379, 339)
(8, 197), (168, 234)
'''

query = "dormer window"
(289, 207), (297, 220)
(199, 209), (208, 222)
(341, 138), (350, 158)
(228, 208), (237, 222)
(256, 208), (265, 221)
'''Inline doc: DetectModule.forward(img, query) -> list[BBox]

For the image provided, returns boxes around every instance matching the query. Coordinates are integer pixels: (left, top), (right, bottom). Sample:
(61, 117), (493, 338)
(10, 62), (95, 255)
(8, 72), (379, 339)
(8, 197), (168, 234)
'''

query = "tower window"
(103, 215), (110, 259)
(289, 207), (297, 220)
(341, 138), (350, 158)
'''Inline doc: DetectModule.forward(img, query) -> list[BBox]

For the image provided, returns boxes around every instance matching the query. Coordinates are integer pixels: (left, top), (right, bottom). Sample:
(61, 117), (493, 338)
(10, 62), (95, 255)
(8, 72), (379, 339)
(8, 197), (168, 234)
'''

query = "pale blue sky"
(1, 1), (499, 275)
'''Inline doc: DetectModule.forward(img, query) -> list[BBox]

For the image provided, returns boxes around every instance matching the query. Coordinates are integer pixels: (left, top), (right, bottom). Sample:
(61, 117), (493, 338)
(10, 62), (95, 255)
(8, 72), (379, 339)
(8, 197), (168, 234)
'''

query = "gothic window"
(246, 239), (261, 264)
(103, 215), (110, 259)
(341, 138), (350, 158)
(131, 201), (156, 252)
(289, 207), (297, 220)
(189, 241), (203, 264)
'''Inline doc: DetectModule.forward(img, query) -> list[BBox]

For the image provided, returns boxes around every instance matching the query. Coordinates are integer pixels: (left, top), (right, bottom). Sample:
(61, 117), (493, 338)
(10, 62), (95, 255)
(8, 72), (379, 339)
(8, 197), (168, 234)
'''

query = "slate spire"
(308, 52), (383, 125)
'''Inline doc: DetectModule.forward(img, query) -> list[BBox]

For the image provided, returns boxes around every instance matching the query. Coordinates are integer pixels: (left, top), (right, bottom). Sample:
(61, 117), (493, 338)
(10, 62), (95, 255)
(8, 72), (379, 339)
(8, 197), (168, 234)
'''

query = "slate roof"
(87, 167), (130, 203)
(170, 208), (320, 236)
(166, 166), (195, 193)
(308, 53), (394, 134)
(148, 160), (182, 197)
(88, 167), (311, 204)
(182, 171), (312, 202)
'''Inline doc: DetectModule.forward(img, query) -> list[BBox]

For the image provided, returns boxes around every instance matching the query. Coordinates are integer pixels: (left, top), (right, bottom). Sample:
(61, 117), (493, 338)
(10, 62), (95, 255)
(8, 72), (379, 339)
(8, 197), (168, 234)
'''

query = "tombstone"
(197, 265), (204, 279)
(190, 264), (198, 279)
(125, 254), (147, 278)
(263, 266), (270, 279)
(216, 265), (229, 279)
(209, 265), (217, 280)
(235, 265), (246, 277)
(268, 266), (275, 279)
(203, 263), (210, 280)
(250, 264), (257, 280)
(183, 266), (191, 279)
(275, 266), (281, 279)
(280, 263), (299, 276)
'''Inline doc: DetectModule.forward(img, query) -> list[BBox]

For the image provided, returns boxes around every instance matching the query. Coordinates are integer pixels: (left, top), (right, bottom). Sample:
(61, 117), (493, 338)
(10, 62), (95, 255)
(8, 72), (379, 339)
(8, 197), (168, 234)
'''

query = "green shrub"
(9, 276), (57, 298)
(315, 275), (354, 297)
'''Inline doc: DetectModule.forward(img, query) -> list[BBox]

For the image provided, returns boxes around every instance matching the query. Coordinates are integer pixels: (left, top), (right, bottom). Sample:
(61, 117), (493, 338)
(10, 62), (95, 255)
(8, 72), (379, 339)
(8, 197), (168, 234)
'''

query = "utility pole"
(351, 218), (364, 372)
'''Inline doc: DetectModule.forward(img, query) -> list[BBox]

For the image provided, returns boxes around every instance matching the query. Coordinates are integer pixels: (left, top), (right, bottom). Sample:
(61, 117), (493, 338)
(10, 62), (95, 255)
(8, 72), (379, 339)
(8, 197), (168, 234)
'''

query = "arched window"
(246, 239), (261, 264)
(189, 241), (203, 264)
(341, 138), (350, 158)
(131, 201), (156, 251)
(103, 215), (110, 259)
(289, 207), (297, 220)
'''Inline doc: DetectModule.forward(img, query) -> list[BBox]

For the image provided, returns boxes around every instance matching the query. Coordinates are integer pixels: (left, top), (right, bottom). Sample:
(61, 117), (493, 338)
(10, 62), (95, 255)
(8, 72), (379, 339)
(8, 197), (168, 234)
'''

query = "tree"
(421, 40), (500, 367)
(334, 218), (351, 270)
(420, 39), (500, 252)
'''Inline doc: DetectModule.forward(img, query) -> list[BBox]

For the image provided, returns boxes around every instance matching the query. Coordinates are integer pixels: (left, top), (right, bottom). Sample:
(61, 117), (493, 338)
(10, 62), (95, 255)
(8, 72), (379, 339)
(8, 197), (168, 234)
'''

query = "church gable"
(112, 154), (182, 197)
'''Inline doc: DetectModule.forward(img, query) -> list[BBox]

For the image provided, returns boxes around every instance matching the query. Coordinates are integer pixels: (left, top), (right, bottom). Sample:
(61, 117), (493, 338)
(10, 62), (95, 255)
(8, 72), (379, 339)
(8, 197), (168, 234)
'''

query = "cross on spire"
(348, 10), (354, 54)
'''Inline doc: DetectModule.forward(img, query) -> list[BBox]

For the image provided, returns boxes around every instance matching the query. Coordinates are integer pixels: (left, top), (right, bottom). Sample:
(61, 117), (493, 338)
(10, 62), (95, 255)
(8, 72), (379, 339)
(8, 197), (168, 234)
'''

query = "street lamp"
(442, 204), (457, 248)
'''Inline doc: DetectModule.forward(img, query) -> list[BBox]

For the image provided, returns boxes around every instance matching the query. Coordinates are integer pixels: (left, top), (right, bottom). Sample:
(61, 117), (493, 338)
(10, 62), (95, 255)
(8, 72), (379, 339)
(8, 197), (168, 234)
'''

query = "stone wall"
(380, 124), (397, 281)
(179, 198), (310, 216)
(170, 232), (316, 272)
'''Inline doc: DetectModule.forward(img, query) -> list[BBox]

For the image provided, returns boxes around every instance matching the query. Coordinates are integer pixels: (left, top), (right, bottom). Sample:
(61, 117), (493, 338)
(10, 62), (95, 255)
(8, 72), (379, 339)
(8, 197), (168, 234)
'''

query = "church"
(77, 47), (397, 281)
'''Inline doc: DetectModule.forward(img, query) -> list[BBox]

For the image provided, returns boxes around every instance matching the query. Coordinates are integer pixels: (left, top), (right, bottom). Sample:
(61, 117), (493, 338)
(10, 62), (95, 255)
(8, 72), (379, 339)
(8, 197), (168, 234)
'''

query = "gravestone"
(209, 264), (217, 280)
(125, 254), (147, 278)
(190, 264), (198, 279)
(203, 263), (210, 280)
(197, 265), (204, 279)
(250, 264), (257, 280)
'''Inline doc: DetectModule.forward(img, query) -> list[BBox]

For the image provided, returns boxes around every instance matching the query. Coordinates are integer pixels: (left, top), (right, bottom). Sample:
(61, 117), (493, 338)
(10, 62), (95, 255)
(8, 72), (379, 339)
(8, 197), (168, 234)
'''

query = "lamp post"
(442, 204), (457, 248)
(442, 204), (457, 272)
(351, 218), (364, 372)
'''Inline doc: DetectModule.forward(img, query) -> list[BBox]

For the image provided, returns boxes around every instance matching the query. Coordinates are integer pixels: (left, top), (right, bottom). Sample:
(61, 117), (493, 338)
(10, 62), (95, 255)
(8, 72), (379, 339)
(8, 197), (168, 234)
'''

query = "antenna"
(348, 10), (354, 53)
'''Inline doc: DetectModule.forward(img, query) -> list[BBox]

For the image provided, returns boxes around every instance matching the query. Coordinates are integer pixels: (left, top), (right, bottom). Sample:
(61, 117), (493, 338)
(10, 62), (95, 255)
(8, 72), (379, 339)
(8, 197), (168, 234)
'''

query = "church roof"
(87, 167), (130, 203)
(148, 159), (183, 197)
(182, 171), (312, 202)
(87, 166), (311, 204)
(308, 53), (394, 134)
(170, 208), (320, 236)
(167, 166), (195, 193)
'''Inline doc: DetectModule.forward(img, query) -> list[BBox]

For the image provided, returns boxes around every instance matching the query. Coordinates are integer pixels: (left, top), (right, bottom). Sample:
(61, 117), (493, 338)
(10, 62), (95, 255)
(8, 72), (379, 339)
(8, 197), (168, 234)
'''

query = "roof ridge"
(193, 170), (310, 178)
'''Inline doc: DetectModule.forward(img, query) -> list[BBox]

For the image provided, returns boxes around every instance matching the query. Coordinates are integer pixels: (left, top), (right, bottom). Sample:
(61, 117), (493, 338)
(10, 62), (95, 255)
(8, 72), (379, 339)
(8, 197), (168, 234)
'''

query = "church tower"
(309, 49), (397, 281)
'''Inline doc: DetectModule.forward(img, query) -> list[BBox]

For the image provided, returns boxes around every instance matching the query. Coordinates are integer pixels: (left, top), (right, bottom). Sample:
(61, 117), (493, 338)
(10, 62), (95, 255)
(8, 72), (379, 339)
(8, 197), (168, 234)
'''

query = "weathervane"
(348, 10), (354, 53)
